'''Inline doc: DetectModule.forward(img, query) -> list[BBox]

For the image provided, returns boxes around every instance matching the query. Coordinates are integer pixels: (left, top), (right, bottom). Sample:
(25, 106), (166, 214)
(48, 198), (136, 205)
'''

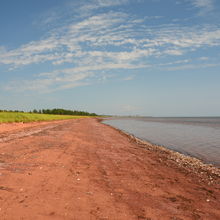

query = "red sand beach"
(0, 118), (219, 219)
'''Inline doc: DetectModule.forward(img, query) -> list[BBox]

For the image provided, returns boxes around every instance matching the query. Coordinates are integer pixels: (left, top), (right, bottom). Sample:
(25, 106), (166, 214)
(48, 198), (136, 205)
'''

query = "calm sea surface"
(103, 117), (220, 167)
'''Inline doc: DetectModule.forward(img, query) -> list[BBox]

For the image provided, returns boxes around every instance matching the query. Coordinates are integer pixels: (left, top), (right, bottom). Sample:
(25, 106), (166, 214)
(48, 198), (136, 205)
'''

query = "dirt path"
(0, 118), (219, 220)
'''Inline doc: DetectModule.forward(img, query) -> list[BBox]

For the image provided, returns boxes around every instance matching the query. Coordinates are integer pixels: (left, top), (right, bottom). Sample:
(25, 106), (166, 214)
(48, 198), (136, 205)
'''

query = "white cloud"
(191, 0), (213, 9)
(165, 63), (219, 71)
(87, 48), (156, 63)
(5, 62), (145, 92)
(78, 0), (129, 15)
(1, 1), (220, 92)
(198, 56), (209, 60)
(2, 17), (220, 71)
(34, 0), (130, 28)
(189, 0), (214, 14)
(5, 72), (92, 92)
(158, 59), (191, 66)
(164, 49), (183, 56)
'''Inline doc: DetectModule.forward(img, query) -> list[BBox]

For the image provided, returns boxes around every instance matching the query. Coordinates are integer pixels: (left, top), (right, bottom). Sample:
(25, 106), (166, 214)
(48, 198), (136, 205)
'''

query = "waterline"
(103, 117), (220, 167)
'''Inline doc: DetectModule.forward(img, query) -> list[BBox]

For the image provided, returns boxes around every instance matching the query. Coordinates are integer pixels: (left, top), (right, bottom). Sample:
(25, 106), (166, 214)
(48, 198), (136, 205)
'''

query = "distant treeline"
(0, 110), (25, 113)
(0, 109), (97, 116)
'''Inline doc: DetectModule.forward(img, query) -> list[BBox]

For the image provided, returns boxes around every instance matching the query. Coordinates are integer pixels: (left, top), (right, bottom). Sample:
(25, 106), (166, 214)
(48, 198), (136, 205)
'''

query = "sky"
(0, 0), (220, 116)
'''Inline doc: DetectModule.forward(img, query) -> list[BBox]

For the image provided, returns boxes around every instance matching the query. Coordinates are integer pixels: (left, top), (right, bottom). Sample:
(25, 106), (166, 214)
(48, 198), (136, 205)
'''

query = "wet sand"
(0, 118), (219, 219)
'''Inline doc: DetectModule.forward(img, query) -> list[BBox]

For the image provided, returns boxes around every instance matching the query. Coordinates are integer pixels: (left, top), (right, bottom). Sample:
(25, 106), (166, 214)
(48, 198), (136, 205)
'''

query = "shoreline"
(101, 117), (220, 167)
(0, 118), (220, 219)
(99, 118), (220, 185)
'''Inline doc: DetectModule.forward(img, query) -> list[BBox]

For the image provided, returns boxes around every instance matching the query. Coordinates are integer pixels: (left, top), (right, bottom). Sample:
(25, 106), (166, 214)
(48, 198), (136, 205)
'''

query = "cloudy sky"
(0, 0), (220, 116)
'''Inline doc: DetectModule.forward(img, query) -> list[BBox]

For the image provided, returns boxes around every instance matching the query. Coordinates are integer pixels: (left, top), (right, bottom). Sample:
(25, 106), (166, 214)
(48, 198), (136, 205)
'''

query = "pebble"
(206, 199), (210, 202)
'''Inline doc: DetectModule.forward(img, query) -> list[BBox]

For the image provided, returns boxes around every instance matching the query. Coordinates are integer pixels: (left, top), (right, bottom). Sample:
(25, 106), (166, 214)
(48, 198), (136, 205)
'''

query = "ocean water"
(103, 117), (220, 167)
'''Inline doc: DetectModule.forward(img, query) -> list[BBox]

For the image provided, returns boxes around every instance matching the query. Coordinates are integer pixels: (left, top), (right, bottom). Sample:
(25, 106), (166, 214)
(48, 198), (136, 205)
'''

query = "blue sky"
(0, 0), (220, 116)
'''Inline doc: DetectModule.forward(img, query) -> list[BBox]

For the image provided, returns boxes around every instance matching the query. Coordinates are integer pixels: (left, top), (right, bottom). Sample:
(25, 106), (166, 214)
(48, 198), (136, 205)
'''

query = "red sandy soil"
(0, 120), (61, 133)
(0, 118), (219, 220)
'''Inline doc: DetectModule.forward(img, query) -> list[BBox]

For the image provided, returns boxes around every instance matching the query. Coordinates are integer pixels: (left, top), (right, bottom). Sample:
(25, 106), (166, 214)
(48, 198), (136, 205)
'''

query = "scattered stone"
(118, 128), (220, 183)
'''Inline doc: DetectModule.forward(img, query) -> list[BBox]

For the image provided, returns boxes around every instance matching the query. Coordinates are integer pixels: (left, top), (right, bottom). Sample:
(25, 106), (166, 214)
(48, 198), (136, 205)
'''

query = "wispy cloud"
(191, 0), (214, 9)
(78, 0), (129, 14)
(5, 63), (145, 92)
(164, 63), (220, 71)
(1, 0), (220, 92)
(189, 0), (215, 14)
(5, 71), (92, 93)
(2, 18), (220, 70)
(158, 59), (191, 66)
(157, 56), (218, 70)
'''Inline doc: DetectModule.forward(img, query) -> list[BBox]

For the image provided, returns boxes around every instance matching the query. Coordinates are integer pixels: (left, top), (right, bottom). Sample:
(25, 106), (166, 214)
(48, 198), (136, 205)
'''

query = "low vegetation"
(0, 109), (97, 123)
(30, 108), (97, 116)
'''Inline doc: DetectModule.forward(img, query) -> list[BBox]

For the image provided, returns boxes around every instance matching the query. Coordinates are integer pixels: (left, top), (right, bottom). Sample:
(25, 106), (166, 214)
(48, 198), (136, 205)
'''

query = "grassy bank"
(0, 112), (84, 123)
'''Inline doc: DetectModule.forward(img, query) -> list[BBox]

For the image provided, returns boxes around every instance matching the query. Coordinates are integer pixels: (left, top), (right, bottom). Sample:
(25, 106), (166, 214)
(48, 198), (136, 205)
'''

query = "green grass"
(0, 112), (84, 123)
